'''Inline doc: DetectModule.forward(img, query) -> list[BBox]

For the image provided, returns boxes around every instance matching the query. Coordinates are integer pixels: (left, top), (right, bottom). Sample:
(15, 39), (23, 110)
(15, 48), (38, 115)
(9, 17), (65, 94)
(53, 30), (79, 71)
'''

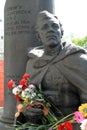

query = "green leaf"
(36, 124), (48, 130)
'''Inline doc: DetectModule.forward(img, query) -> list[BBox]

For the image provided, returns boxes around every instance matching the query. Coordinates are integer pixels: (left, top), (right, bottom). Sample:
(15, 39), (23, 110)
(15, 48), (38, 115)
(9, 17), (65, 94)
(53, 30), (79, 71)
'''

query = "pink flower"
(7, 79), (15, 89)
(74, 111), (84, 123)
(80, 119), (87, 130)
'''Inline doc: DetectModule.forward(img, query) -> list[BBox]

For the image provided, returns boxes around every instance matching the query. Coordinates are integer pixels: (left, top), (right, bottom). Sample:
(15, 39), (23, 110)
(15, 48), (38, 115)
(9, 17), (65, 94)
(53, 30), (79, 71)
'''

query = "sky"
(0, 0), (5, 19)
(55, 0), (87, 38)
(0, 0), (5, 32)
(0, 0), (87, 38)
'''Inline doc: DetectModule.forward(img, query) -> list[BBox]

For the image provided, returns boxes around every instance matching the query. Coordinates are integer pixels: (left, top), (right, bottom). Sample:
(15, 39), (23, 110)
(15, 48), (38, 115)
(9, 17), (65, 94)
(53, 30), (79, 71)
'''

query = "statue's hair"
(36, 10), (64, 37)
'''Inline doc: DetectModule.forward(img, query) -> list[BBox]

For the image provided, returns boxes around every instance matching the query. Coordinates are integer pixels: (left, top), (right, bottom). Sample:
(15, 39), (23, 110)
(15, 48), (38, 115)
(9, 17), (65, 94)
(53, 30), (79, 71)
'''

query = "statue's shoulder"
(27, 46), (44, 58)
(63, 42), (86, 54)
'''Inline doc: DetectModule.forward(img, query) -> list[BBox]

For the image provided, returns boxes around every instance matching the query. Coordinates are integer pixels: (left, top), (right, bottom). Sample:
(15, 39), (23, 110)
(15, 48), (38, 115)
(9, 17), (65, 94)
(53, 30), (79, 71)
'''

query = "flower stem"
(51, 113), (74, 128)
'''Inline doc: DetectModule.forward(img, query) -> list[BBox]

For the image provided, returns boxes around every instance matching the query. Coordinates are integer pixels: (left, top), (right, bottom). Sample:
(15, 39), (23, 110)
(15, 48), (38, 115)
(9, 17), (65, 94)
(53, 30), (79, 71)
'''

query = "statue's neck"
(44, 44), (62, 56)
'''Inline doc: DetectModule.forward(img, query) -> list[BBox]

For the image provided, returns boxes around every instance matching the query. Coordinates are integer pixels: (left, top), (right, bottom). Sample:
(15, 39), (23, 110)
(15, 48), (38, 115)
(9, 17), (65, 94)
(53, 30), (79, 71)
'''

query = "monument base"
(0, 107), (15, 130)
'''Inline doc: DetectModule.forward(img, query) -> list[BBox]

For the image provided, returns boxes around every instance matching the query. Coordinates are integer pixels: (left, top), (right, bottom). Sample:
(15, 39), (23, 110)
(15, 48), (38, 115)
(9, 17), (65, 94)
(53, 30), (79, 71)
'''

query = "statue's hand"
(24, 107), (43, 124)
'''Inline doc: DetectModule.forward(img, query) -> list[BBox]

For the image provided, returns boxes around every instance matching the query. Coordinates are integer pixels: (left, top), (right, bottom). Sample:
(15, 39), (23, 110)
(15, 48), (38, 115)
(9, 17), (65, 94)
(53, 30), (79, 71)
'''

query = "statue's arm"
(58, 52), (87, 103)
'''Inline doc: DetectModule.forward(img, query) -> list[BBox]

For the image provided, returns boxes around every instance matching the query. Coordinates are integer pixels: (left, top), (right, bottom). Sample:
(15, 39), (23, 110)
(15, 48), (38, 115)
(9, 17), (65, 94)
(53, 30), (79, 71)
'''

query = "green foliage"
(72, 36), (87, 47)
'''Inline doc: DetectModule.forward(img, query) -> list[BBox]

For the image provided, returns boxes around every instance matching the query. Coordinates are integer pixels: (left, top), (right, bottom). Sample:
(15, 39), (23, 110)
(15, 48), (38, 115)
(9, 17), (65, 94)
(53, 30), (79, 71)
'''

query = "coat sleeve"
(58, 52), (87, 103)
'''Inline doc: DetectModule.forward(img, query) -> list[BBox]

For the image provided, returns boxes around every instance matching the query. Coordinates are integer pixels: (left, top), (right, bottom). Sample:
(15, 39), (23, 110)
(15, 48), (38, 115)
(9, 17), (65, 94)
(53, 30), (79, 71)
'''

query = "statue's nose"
(47, 26), (55, 33)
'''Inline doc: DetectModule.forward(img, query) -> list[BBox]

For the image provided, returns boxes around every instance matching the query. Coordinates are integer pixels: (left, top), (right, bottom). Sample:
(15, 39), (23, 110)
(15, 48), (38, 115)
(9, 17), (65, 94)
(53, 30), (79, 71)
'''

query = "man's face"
(37, 17), (62, 48)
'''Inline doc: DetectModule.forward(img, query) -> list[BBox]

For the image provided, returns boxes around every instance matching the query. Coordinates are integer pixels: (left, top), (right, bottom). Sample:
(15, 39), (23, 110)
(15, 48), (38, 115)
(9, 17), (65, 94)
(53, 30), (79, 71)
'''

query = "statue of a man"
(16, 10), (87, 129)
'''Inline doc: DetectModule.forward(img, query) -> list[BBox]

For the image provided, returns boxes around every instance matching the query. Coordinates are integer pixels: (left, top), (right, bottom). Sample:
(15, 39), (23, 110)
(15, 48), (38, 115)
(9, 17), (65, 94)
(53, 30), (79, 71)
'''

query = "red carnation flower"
(19, 78), (27, 85)
(64, 121), (73, 130)
(57, 121), (73, 130)
(22, 85), (28, 90)
(15, 94), (22, 102)
(7, 79), (15, 89)
(19, 78), (28, 90)
(58, 124), (64, 130)
(22, 73), (30, 80)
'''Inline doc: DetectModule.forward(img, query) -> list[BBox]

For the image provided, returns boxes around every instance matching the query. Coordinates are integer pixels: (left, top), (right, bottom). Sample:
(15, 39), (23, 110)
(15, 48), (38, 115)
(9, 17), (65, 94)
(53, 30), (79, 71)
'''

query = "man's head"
(36, 10), (64, 48)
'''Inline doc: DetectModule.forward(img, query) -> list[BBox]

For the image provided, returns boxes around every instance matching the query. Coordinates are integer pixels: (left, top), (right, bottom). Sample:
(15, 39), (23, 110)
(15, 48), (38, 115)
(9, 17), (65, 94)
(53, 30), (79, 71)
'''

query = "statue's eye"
(52, 23), (59, 29)
(41, 24), (48, 30)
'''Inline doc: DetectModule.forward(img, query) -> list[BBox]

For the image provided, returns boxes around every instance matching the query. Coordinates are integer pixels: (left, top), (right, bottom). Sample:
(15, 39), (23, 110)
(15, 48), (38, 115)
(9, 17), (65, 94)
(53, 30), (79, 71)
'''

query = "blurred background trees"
(62, 34), (87, 48)
(72, 36), (87, 47)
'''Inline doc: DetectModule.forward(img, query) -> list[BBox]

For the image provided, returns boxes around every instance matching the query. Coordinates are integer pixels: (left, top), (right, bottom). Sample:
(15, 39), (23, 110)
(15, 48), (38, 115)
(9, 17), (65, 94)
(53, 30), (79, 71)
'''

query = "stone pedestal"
(0, 0), (55, 128)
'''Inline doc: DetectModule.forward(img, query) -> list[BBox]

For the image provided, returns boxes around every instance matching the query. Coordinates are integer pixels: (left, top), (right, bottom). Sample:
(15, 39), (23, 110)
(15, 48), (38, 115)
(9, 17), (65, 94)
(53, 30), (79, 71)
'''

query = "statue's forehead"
(37, 17), (59, 27)
(36, 14), (60, 31)
(38, 15), (58, 22)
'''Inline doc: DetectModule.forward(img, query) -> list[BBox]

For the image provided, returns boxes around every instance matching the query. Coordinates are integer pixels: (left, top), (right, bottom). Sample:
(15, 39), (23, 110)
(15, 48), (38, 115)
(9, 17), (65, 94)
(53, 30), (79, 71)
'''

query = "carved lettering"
(5, 5), (31, 36)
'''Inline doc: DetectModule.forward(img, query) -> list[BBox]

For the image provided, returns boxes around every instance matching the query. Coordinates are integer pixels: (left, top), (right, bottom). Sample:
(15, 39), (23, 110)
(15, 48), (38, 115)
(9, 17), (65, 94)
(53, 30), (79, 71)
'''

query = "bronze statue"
(16, 10), (87, 129)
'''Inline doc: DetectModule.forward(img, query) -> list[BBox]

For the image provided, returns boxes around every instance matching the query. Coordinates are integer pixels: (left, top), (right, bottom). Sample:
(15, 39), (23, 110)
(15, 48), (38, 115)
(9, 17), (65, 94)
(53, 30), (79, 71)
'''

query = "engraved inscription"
(5, 5), (31, 36)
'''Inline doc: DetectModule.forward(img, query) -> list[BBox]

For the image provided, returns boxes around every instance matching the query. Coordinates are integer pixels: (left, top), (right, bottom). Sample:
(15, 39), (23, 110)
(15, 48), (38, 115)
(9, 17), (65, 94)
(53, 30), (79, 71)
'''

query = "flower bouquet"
(7, 73), (87, 130)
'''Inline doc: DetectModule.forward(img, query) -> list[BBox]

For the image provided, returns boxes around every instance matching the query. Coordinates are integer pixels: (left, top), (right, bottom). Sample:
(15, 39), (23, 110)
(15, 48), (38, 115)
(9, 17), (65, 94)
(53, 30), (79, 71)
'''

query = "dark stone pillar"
(0, 0), (55, 127)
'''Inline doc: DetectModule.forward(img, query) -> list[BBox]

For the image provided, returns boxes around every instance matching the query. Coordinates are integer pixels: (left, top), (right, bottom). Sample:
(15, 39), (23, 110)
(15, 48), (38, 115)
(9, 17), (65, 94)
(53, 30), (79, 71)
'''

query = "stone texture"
(0, 60), (4, 107)
(0, 0), (55, 128)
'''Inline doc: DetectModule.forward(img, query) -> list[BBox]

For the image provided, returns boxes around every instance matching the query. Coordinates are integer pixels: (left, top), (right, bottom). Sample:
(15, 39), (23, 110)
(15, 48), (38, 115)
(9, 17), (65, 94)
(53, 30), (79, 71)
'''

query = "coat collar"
(29, 42), (86, 68)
